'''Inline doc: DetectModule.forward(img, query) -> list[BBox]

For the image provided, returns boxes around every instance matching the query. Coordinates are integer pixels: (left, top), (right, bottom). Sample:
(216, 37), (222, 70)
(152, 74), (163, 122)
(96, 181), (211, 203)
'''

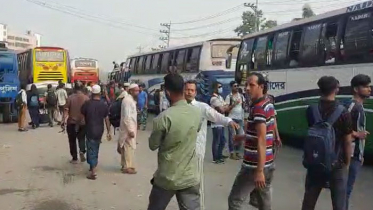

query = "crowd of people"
(14, 71), (371, 210)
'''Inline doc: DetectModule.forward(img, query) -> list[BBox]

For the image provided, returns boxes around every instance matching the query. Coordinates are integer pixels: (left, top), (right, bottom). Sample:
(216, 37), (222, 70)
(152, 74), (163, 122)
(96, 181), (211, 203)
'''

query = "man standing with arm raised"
(147, 74), (202, 210)
(184, 80), (239, 210)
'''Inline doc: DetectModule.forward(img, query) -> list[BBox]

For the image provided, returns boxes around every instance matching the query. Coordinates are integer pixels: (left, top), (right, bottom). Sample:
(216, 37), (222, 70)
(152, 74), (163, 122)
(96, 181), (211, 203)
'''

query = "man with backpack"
(345, 74), (371, 210)
(45, 84), (58, 127)
(301, 76), (353, 210)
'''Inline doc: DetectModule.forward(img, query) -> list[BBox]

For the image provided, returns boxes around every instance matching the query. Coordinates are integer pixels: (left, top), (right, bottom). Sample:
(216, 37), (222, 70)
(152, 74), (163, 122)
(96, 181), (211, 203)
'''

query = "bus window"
(130, 58), (136, 73)
(323, 22), (339, 64)
(289, 28), (303, 67)
(344, 12), (373, 63)
(176, 49), (186, 73)
(299, 23), (323, 67)
(144, 55), (152, 74)
(272, 31), (291, 69)
(211, 45), (237, 58)
(161, 52), (170, 73)
(254, 36), (268, 70)
(169, 51), (176, 73)
(137, 56), (145, 74)
(151, 54), (160, 74)
(236, 39), (254, 85)
(186, 46), (200, 72)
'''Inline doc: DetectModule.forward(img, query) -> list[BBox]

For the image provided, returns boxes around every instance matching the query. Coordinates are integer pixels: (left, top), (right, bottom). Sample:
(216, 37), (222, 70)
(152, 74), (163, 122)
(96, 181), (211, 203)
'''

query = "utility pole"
(244, 1), (259, 32)
(160, 21), (171, 48)
(136, 46), (144, 53)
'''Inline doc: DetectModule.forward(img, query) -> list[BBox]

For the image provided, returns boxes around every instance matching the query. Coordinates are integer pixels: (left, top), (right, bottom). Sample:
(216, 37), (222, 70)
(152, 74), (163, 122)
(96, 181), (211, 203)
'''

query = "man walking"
(81, 85), (112, 180)
(56, 83), (68, 124)
(119, 84), (140, 174)
(225, 81), (245, 160)
(62, 84), (89, 163)
(147, 74), (202, 210)
(45, 84), (58, 127)
(228, 73), (276, 210)
(137, 83), (148, 130)
(184, 80), (238, 210)
(346, 74), (371, 209)
(301, 76), (353, 210)
(16, 84), (28, 132)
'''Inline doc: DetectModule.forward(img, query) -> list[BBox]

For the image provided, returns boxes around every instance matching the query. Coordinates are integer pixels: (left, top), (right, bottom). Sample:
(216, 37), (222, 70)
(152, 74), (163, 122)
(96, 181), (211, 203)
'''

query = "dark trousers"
(212, 127), (226, 161)
(228, 167), (274, 210)
(147, 180), (201, 210)
(66, 124), (86, 160)
(301, 166), (348, 210)
(28, 107), (40, 127)
(47, 107), (56, 126)
(346, 158), (362, 210)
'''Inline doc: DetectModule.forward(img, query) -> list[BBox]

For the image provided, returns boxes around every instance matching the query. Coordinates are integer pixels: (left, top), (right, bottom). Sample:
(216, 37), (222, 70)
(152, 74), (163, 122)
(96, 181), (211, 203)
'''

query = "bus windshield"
(35, 51), (64, 62)
(75, 60), (96, 68)
(211, 45), (238, 59)
(0, 53), (16, 73)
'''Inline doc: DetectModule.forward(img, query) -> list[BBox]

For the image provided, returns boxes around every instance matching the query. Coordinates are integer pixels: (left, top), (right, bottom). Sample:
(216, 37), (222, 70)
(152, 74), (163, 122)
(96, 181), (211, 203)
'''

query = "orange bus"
(70, 58), (99, 83)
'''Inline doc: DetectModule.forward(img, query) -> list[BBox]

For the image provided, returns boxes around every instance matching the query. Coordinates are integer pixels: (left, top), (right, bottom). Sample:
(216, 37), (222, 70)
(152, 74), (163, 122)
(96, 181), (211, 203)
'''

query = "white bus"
(234, 1), (373, 156)
(125, 38), (241, 105)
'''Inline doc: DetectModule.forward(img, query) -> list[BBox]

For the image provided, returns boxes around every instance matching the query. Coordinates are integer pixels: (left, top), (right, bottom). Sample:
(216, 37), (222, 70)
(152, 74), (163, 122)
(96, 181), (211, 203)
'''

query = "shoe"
(80, 153), (86, 162)
(236, 153), (243, 159)
(123, 168), (137, 174)
(212, 159), (225, 164)
(70, 159), (79, 164)
(219, 159), (226, 163)
(230, 153), (240, 160)
(32, 124), (36, 129)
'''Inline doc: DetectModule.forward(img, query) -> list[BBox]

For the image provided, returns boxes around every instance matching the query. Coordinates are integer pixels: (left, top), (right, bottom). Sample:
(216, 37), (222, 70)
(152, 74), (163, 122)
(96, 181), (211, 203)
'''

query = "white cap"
(91, 85), (101, 94)
(129, 84), (139, 89)
(124, 82), (130, 87)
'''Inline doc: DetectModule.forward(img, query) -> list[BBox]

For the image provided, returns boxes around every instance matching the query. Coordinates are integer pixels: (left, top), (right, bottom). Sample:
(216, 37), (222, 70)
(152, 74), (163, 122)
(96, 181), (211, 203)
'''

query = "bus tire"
(3, 102), (11, 123)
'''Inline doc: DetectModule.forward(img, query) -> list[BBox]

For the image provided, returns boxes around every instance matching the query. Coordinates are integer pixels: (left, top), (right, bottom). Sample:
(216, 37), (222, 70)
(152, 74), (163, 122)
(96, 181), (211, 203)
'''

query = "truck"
(0, 42), (20, 123)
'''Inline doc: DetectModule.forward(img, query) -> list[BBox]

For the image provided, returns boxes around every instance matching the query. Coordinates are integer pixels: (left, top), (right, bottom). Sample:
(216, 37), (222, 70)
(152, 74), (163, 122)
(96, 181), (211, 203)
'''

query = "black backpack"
(46, 91), (57, 106)
(109, 99), (122, 127)
(154, 90), (160, 106)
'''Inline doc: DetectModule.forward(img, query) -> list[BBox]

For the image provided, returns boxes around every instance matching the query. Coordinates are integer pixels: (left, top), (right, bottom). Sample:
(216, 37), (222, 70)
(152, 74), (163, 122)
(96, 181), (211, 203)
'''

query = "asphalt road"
(0, 114), (372, 210)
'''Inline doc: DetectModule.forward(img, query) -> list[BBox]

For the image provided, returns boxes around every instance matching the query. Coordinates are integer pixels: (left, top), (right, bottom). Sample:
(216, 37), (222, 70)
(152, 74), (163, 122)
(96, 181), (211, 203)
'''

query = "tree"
(234, 10), (277, 37)
(261, 20), (277, 31)
(302, 4), (315, 18)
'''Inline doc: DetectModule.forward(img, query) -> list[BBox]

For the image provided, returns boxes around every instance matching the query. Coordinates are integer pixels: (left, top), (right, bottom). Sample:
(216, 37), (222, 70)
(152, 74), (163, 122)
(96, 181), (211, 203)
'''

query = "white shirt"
(209, 94), (226, 128)
(225, 93), (244, 120)
(19, 89), (27, 105)
(159, 91), (169, 111)
(56, 88), (68, 106)
(191, 99), (232, 158)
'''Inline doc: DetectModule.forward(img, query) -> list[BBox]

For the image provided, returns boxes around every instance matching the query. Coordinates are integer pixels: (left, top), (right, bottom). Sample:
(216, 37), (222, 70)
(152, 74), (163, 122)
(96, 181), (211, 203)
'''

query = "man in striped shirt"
(228, 73), (275, 210)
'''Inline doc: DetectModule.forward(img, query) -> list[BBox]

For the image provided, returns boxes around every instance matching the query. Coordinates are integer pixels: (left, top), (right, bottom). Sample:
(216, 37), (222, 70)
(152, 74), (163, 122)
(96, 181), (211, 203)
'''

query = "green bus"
(234, 1), (373, 156)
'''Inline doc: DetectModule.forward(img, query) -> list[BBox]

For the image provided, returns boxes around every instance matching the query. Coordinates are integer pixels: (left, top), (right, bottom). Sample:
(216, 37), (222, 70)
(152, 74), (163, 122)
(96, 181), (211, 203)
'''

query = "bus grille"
(37, 71), (64, 81)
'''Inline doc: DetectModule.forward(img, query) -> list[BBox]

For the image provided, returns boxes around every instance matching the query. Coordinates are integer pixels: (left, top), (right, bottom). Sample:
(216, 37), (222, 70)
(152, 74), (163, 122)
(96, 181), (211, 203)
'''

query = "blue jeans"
(228, 119), (244, 153)
(346, 158), (362, 210)
(212, 127), (226, 161)
(86, 139), (101, 170)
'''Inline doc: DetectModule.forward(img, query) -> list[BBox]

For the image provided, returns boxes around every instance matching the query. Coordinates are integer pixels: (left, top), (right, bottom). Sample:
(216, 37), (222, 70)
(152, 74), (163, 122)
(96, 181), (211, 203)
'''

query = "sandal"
(86, 173), (97, 180)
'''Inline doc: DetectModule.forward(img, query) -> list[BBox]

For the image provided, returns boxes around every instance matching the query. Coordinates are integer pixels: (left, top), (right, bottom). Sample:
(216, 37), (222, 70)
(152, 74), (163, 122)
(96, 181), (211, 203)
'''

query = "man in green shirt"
(148, 73), (202, 210)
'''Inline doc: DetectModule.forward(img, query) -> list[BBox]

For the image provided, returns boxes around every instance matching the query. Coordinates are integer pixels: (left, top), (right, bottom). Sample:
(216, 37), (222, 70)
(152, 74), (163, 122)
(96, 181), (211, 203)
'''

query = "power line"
(171, 25), (238, 39)
(172, 4), (244, 25)
(26, 0), (162, 37)
(172, 16), (241, 31)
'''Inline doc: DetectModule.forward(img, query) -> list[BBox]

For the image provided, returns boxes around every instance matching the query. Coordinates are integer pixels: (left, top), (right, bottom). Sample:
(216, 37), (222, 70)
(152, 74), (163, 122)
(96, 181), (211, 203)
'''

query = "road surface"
(0, 115), (373, 210)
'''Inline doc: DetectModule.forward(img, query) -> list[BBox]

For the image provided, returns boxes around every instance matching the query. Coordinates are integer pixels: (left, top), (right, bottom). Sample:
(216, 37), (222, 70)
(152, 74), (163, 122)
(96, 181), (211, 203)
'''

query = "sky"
(0, 0), (363, 78)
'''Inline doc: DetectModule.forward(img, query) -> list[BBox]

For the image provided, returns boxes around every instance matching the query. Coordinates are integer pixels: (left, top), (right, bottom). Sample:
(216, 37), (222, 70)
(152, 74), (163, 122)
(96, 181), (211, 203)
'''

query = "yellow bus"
(18, 47), (70, 85)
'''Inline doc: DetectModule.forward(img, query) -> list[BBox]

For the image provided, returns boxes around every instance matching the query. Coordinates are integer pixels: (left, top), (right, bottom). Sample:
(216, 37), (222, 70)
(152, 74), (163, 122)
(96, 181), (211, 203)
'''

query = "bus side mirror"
(226, 53), (232, 69)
